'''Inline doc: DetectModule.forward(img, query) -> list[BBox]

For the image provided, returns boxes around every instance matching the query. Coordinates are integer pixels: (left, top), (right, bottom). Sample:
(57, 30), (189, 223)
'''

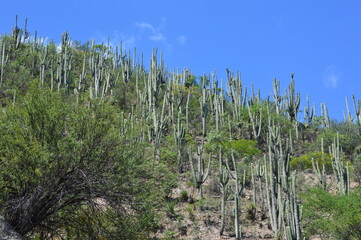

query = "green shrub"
(302, 188), (361, 240)
(290, 151), (332, 171)
(179, 190), (189, 202)
(245, 203), (257, 222)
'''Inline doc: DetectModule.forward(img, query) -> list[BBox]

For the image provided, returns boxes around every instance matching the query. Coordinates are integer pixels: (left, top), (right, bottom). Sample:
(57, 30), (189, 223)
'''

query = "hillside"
(0, 19), (361, 240)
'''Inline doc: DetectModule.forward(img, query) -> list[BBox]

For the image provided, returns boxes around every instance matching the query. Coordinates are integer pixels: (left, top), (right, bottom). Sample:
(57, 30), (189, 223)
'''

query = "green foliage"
(302, 187), (361, 240)
(204, 130), (228, 153)
(160, 136), (177, 164)
(165, 200), (178, 219)
(317, 126), (361, 157)
(2, 21), (361, 240)
(225, 138), (260, 160)
(0, 86), (177, 238)
(205, 130), (260, 159)
(245, 203), (257, 222)
(290, 151), (332, 171)
(179, 190), (189, 202)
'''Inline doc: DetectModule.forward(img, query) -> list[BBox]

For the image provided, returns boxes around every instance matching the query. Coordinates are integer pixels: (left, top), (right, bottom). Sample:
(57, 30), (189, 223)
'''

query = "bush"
(302, 188), (361, 240)
(245, 203), (257, 222)
(0, 88), (177, 238)
(179, 190), (189, 202)
(290, 151), (332, 171)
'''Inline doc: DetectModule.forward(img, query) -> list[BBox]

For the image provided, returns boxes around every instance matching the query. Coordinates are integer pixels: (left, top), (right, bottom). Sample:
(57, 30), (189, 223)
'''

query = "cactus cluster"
(2, 17), (360, 239)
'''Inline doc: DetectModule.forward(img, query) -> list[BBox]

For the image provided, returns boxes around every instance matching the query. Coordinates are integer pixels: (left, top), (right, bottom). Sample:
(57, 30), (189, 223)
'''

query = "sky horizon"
(1, 0), (361, 121)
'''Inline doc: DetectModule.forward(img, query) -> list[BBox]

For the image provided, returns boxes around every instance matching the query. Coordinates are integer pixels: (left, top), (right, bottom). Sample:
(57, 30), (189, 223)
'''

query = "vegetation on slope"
(0, 18), (361, 239)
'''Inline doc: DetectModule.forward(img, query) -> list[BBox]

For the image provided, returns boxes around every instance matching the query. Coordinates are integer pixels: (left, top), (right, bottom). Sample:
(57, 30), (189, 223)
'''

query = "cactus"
(210, 73), (223, 131)
(311, 138), (327, 190)
(312, 158), (327, 190)
(247, 101), (263, 141)
(152, 93), (168, 161)
(188, 79), (210, 197)
(352, 94), (361, 135)
(120, 47), (132, 83)
(218, 147), (230, 236)
(89, 40), (104, 97)
(284, 74), (300, 122)
(251, 160), (266, 211)
(321, 102), (331, 128)
(12, 15), (23, 49)
(304, 95), (316, 127)
(285, 171), (303, 240)
(226, 68), (246, 121)
(248, 84), (261, 106)
(225, 152), (246, 240)
(345, 96), (354, 124)
(188, 146), (211, 199)
(329, 133), (350, 194)
(264, 118), (302, 239)
(0, 39), (9, 86)
(57, 32), (73, 92)
(39, 46), (49, 87)
(174, 110), (186, 172)
(272, 78), (282, 115)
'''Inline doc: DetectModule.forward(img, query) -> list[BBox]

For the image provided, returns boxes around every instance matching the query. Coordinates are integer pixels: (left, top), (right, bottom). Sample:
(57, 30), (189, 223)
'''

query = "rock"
(0, 216), (23, 240)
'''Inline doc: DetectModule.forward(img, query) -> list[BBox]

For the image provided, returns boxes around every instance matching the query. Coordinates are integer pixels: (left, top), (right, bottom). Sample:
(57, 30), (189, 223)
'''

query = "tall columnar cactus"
(312, 158), (327, 190)
(200, 75), (208, 139)
(285, 171), (303, 240)
(174, 111), (186, 172)
(284, 74), (300, 122)
(89, 40), (105, 97)
(152, 93), (168, 161)
(248, 84), (261, 106)
(120, 48), (132, 83)
(218, 147), (230, 236)
(167, 70), (187, 124)
(264, 118), (302, 239)
(226, 152), (246, 240)
(210, 73), (223, 131)
(304, 95), (316, 127)
(188, 146), (211, 199)
(0, 39), (9, 86)
(265, 124), (285, 235)
(39, 46), (49, 87)
(226, 68), (246, 121)
(352, 94), (361, 135)
(272, 78), (282, 115)
(57, 32), (73, 92)
(188, 78), (211, 198)
(251, 160), (266, 211)
(247, 101), (263, 141)
(311, 138), (327, 190)
(329, 133), (350, 195)
(321, 102), (331, 129)
(12, 15), (23, 49)
(78, 52), (87, 92)
(345, 96), (354, 124)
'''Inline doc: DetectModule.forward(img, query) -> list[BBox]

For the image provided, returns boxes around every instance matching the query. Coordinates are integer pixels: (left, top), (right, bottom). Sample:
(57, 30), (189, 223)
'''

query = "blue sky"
(1, 0), (361, 120)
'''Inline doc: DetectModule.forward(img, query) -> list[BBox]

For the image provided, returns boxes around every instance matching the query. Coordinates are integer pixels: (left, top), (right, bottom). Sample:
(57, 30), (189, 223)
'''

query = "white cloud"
(323, 66), (340, 89)
(177, 35), (186, 45)
(92, 18), (185, 54)
(135, 21), (166, 42)
(93, 30), (137, 50)
(122, 35), (136, 49)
